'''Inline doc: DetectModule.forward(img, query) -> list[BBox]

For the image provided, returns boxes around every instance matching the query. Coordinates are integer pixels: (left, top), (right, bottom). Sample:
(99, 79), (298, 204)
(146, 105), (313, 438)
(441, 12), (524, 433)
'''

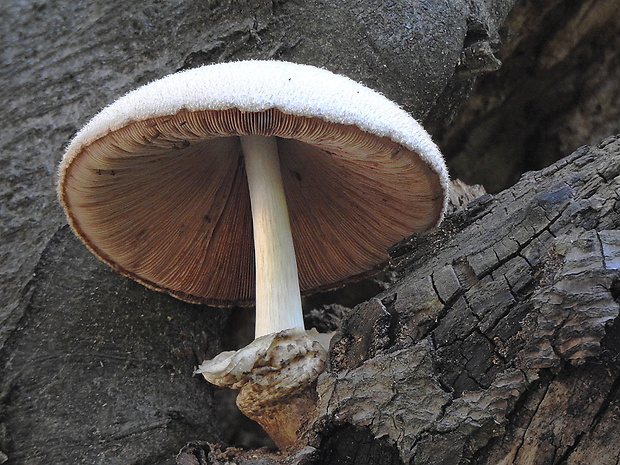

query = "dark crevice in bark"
(311, 424), (404, 465)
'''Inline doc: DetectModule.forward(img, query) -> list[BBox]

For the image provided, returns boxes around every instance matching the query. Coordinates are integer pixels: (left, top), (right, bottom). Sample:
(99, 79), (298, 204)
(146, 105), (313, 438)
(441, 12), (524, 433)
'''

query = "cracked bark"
(308, 136), (620, 465)
(1, 1), (518, 463)
(175, 137), (620, 464)
(2, 0), (619, 464)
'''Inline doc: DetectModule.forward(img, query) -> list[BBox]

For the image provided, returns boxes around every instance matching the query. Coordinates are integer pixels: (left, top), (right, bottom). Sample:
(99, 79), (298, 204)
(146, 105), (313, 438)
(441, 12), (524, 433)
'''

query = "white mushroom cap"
(58, 60), (449, 306)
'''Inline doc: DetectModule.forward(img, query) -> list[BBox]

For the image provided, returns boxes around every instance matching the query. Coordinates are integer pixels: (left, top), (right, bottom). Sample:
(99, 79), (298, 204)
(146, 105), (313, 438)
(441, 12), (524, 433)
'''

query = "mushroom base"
(195, 328), (328, 449)
(237, 376), (319, 450)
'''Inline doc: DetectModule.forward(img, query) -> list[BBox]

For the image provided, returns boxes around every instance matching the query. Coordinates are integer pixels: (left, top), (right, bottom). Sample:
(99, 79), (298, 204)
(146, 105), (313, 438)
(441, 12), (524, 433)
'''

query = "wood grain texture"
(175, 137), (620, 464)
(0, 0), (535, 463)
(306, 136), (620, 465)
(434, 0), (620, 193)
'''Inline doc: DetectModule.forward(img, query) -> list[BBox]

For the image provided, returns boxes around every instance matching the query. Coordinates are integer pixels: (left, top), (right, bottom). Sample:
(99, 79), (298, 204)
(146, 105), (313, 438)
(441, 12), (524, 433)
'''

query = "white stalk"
(241, 135), (304, 338)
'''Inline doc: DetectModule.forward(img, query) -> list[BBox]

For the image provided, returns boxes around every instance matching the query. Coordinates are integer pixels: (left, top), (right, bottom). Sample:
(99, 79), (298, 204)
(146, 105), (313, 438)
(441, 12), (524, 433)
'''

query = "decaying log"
(177, 137), (620, 464)
(312, 135), (620, 465)
(434, 0), (620, 192)
(2, 0), (617, 463)
(0, 1), (518, 463)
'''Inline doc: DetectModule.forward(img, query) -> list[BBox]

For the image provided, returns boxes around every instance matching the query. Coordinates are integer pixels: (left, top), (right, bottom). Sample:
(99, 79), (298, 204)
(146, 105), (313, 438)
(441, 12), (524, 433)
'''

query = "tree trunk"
(176, 135), (620, 464)
(2, 0), (618, 464)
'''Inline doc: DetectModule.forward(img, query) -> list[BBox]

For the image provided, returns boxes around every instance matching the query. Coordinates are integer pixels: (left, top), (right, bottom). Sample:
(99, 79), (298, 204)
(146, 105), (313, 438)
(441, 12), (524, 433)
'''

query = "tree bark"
(3, 0), (619, 464)
(175, 136), (620, 464)
(431, 0), (620, 192)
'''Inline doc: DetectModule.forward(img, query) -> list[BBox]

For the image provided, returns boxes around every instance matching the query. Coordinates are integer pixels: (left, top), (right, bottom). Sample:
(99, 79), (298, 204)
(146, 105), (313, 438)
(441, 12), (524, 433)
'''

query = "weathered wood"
(434, 0), (620, 192)
(175, 138), (620, 464)
(0, 228), (229, 464)
(10, 0), (620, 464)
(305, 136), (620, 465)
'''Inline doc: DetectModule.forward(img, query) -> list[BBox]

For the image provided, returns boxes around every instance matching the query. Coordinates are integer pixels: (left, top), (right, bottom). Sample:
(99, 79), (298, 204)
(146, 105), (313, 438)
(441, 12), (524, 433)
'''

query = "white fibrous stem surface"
(241, 135), (305, 338)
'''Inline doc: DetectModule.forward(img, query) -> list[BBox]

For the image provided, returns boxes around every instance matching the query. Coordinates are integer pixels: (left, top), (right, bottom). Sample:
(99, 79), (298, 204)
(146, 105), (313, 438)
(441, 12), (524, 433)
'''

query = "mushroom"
(57, 60), (449, 449)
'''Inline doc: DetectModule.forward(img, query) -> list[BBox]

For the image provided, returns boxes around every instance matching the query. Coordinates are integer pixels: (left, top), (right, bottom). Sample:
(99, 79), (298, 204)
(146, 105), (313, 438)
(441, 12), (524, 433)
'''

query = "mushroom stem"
(241, 135), (304, 338)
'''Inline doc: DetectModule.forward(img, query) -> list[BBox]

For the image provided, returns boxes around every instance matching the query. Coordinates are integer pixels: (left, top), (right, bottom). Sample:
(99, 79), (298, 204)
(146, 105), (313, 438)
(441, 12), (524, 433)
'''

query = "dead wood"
(309, 135), (620, 465)
(177, 137), (620, 464)
(433, 0), (620, 192)
(3, 0), (619, 464)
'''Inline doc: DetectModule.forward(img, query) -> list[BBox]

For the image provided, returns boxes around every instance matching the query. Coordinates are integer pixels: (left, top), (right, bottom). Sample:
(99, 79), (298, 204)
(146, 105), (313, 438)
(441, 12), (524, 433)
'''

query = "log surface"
(6, 1), (619, 464)
(177, 137), (620, 464)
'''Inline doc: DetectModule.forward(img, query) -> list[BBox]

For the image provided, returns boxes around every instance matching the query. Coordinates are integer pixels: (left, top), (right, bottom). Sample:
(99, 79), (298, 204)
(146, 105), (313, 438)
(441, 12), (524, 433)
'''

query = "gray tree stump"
(176, 137), (620, 464)
(4, 1), (619, 464)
